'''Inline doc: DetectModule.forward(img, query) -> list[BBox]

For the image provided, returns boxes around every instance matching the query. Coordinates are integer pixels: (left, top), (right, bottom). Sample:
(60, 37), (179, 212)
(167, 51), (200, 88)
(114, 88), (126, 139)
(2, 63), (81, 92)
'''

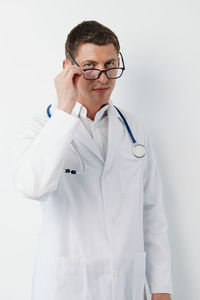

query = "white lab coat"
(12, 101), (173, 300)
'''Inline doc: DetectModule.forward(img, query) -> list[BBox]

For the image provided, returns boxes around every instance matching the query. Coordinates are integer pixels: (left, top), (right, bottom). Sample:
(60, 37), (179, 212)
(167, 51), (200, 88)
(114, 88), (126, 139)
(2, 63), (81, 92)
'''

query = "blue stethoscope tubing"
(46, 104), (146, 158)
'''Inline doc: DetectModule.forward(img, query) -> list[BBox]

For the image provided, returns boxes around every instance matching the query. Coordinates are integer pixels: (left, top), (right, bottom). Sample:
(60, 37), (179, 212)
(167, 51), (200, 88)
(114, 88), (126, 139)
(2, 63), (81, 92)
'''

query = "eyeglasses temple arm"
(119, 52), (125, 70)
(66, 52), (80, 67)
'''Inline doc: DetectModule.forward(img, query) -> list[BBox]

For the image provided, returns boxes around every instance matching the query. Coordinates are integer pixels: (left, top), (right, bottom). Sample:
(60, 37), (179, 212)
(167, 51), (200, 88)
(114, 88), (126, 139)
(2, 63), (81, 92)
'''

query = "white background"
(1, 0), (200, 299)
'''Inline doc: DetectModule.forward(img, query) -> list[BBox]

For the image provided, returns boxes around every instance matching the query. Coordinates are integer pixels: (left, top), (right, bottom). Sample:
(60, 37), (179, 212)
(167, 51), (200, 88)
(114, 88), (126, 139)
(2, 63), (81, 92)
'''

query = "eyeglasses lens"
(84, 68), (123, 80)
(107, 68), (123, 79)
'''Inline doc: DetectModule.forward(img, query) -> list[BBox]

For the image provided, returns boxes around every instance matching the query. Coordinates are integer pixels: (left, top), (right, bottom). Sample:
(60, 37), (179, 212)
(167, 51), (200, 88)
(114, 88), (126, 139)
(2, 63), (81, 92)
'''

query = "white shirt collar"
(72, 99), (113, 122)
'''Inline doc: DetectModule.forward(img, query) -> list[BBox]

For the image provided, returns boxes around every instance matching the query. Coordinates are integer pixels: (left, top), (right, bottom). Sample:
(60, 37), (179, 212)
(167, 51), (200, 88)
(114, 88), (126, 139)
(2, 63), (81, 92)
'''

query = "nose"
(97, 71), (108, 83)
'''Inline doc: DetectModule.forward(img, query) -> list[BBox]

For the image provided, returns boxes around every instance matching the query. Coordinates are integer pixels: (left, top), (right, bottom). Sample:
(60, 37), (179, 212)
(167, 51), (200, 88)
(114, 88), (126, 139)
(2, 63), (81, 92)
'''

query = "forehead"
(75, 43), (118, 62)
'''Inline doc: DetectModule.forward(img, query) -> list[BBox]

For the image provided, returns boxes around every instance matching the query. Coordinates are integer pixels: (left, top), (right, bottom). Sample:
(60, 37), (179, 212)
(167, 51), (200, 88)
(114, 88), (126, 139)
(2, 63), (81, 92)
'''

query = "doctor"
(12, 20), (173, 300)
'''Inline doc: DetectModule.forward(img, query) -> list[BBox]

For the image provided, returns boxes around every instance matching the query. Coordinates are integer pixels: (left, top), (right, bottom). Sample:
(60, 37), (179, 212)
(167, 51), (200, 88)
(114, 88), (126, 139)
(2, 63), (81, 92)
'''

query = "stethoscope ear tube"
(114, 106), (136, 144)
(47, 104), (52, 118)
(114, 106), (146, 158)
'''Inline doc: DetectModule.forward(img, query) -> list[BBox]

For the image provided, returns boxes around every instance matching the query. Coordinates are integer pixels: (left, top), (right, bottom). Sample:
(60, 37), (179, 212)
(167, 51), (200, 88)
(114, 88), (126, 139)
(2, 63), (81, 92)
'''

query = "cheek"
(77, 78), (90, 92)
(110, 80), (116, 90)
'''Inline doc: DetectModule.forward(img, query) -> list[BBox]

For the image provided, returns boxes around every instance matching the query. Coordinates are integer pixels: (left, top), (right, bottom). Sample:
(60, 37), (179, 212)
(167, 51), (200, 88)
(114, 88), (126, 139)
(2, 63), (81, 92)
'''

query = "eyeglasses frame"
(66, 51), (125, 80)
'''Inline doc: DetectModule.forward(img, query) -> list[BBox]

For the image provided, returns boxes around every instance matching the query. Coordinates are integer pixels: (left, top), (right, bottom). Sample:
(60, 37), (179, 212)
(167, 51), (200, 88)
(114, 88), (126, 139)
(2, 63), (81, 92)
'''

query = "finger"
(65, 66), (83, 80)
(54, 64), (76, 82)
(73, 73), (81, 89)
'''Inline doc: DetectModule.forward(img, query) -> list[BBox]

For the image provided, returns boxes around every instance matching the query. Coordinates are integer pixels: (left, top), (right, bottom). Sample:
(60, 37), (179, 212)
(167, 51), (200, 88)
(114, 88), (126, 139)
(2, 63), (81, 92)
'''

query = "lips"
(92, 87), (109, 94)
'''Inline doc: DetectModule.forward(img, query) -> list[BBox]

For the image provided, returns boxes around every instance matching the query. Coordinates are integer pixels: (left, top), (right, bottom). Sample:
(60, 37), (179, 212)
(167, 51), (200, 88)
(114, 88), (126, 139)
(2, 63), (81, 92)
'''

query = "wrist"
(57, 102), (76, 114)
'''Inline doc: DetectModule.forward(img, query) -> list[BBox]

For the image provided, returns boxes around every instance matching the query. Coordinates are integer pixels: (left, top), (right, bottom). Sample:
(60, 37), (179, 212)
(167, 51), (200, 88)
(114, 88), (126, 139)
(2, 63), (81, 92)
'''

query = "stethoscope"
(47, 104), (146, 173)
(113, 106), (146, 158)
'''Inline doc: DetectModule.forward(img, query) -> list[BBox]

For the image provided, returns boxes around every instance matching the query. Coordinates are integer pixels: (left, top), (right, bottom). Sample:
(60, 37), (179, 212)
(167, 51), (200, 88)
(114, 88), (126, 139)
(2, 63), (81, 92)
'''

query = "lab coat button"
(64, 169), (70, 173)
(71, 170), (77, 174)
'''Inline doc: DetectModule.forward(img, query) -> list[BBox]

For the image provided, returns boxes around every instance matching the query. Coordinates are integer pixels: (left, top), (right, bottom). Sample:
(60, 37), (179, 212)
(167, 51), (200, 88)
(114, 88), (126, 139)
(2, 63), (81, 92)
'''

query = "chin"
(94, 98), (110, 106)
(93, 93), (111, 104)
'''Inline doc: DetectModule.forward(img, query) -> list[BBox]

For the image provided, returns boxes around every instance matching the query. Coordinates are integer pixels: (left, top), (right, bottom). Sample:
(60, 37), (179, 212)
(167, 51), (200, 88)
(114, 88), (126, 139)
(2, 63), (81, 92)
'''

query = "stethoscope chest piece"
(133, 143), (146, 158)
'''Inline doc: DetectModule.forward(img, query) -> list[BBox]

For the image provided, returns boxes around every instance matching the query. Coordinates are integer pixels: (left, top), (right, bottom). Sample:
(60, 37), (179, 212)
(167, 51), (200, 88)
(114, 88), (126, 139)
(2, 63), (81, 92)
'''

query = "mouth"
(92, 87), (109, 94)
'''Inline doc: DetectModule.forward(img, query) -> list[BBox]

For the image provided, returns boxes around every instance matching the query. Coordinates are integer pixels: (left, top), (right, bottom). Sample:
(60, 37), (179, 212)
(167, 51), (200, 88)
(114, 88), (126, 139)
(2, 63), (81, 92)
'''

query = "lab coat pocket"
(113, 251), (146, 300)
(119, 148), (145, 193)
(31, 256), (87, 300)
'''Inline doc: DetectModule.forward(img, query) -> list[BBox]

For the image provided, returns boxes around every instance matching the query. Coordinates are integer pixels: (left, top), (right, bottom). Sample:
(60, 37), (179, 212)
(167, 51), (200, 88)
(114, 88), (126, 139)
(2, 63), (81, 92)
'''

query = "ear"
(62, 59), (67, 69)
(62, 59), (72, 69)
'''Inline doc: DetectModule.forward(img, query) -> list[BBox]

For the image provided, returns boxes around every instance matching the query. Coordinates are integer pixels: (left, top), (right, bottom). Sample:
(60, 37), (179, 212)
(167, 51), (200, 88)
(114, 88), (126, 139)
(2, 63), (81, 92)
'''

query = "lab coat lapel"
(104, 105), (124, 171)
(49, 103), (105, 163)
(72, 103), (124, 167)
(73, 119), (105, 164)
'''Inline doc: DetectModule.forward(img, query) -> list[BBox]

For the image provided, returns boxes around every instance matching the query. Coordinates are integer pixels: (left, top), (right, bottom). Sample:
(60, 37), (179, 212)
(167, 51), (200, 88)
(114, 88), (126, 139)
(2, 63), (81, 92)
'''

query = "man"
(12, 20), (173, 300)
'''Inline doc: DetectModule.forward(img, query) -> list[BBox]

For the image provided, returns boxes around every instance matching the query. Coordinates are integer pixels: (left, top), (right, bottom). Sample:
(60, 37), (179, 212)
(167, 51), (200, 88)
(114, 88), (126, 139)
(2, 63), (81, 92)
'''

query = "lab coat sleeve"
(143, 134), (173, 295)
(11, 107), (80, 202)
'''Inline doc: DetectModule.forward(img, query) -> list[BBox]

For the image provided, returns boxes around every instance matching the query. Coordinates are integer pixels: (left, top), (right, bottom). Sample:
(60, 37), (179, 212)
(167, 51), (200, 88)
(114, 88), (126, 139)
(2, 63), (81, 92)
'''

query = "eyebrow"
(81, 58), (118, 64)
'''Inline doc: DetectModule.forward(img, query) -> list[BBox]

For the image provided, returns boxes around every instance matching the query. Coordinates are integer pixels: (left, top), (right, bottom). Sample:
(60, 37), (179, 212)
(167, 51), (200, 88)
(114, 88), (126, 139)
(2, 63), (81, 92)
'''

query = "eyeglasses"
(66, 51), (125, 80)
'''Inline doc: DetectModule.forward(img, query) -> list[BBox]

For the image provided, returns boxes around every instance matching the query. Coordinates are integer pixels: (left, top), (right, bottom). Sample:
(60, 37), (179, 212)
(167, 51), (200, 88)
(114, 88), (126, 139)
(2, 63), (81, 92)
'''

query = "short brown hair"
(65, 20), (120, 59)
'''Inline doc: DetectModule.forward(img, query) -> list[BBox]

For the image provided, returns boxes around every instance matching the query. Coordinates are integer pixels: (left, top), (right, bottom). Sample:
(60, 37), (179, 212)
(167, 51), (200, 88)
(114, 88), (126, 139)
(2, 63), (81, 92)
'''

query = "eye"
(84, 63), (93, 68)
(106, 61), (113, 67)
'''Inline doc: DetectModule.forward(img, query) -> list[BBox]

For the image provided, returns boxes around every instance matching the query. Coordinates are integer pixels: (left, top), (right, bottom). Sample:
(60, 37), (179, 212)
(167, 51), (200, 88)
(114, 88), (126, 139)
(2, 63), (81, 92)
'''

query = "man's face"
(66, 43), (119, 108)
